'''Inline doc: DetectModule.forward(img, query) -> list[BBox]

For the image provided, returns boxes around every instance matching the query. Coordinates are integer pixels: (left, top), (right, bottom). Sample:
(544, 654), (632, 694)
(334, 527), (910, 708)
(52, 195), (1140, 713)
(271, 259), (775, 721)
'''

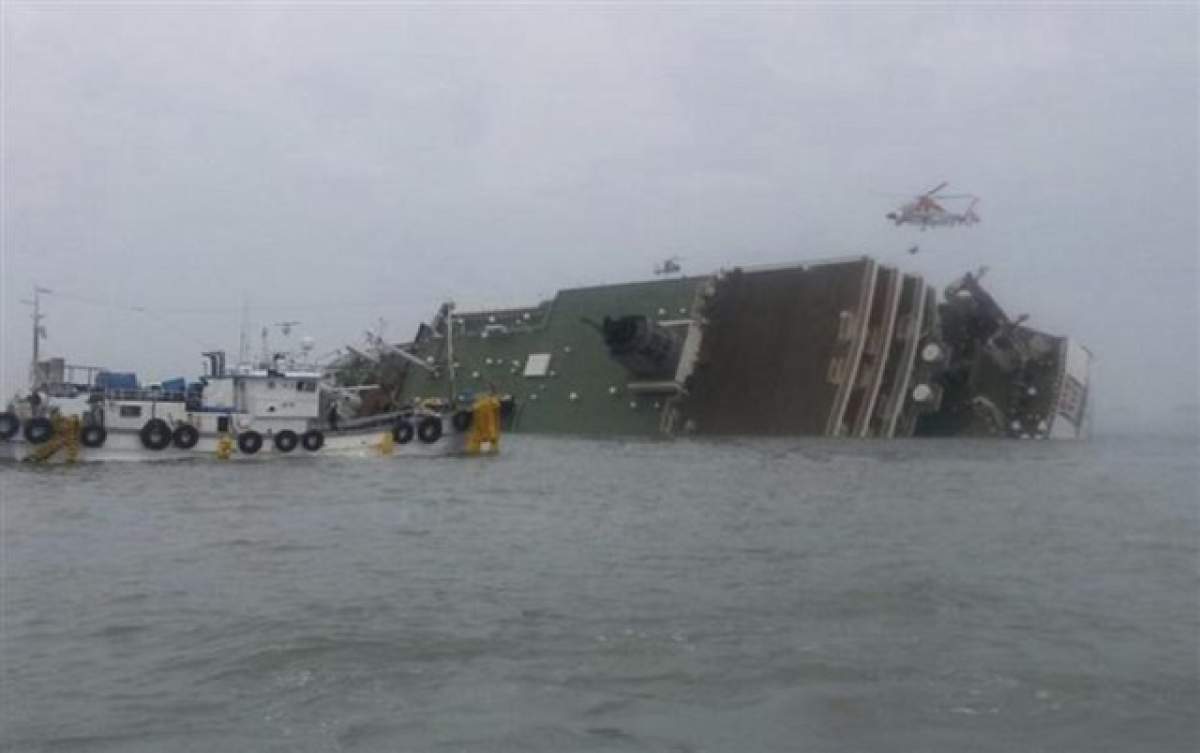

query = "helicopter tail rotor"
(963, 197), (981, 223)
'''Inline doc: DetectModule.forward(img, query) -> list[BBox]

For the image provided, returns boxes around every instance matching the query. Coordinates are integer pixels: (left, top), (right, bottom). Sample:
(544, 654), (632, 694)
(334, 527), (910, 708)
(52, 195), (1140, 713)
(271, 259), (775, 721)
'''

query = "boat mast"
(259, 326), (270, 369)
(445, 301), (457, 403)
(237, 295), (250, 368)
(21, 285), (51, 390)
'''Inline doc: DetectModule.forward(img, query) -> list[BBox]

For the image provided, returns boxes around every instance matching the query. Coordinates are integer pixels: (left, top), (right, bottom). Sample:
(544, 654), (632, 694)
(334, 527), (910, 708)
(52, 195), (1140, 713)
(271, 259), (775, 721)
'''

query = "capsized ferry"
(391, 258), (1091, 440)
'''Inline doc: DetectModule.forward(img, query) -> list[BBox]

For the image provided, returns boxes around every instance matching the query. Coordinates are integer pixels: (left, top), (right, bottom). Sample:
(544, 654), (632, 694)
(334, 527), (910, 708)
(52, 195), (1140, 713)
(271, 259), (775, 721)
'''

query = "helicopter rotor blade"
(923, 181), (949, 196)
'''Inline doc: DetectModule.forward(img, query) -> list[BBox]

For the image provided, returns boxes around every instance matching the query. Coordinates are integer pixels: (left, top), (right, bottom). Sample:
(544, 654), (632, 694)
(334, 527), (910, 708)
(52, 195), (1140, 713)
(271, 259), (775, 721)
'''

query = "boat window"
(523, 353), (552, 377)
(119, 405), (142, 418)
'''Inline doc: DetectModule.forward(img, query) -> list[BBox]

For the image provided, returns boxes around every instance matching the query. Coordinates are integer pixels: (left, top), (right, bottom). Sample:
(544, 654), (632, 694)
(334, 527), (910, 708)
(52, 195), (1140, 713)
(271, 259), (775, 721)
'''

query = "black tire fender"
(24, 417), (54, 445)
(237, 430), (264, 455)
(416, 416), (443, 444)
(301, 430), (324, 451)
(81, 424), (107, 448)
(274, 430), (299, 453)
(0, 411), (19, 440)
(173, 424), (200, 449)
(140, 418), (172, 450)
(392, 420), (414, 444)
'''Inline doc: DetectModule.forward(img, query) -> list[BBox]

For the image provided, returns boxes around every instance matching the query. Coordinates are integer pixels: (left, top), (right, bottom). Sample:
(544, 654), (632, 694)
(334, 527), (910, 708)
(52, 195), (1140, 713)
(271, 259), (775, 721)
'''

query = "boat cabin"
(199, 372), (321, 423)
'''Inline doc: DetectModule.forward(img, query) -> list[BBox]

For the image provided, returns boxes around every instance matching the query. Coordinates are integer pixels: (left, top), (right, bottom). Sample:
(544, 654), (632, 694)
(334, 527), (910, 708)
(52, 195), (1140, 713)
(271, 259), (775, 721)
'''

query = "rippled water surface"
(2, 436), (1197, 752)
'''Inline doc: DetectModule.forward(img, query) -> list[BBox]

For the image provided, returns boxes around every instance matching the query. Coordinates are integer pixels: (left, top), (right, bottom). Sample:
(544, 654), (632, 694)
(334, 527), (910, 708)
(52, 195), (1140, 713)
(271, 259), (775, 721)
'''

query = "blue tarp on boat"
(96, 371), (138, 390)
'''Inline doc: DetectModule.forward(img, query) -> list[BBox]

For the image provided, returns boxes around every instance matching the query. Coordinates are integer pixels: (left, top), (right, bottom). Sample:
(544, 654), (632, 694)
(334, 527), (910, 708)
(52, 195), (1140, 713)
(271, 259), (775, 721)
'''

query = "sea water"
(1, 435), (1196, 752)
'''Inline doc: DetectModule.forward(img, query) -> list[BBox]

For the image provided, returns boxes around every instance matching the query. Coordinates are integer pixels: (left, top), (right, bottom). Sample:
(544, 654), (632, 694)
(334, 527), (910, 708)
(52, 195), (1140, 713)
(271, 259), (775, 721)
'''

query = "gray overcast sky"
(2, 3), (1196, 433)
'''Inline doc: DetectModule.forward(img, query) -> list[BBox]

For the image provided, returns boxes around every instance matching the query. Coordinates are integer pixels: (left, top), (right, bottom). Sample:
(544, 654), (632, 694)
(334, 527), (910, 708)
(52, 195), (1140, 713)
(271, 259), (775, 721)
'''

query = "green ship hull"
(386, 256), (1090, 440)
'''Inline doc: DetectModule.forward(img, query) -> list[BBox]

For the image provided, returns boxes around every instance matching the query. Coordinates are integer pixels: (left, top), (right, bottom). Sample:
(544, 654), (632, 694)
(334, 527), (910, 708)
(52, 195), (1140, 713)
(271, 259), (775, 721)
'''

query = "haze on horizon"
(2, 4), (1196, 435)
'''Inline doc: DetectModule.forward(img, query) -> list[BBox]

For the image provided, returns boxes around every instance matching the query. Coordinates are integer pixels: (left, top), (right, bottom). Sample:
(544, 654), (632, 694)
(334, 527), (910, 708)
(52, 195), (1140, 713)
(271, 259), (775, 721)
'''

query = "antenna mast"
(237, 296), (249, 367)
(445, 302), (456, 403)
(20, 285), (51, 390)
(259, 326), (270, 368)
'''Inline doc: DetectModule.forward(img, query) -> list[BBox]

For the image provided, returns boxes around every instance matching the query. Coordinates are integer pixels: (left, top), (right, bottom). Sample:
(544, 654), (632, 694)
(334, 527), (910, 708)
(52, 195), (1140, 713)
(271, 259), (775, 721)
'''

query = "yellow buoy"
(466, 396), (501, 455)
(376, 430), (395, 456)
(216, 433), (234, 460)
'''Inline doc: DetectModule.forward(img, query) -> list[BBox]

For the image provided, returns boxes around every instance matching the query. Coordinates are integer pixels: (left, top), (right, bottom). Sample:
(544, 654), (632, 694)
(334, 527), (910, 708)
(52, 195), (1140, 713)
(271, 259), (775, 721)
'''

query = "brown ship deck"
(681, 258), (878, 435)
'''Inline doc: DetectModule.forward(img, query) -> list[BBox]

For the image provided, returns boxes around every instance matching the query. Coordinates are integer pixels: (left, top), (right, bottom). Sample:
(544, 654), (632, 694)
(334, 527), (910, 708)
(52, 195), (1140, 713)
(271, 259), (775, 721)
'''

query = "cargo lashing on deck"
(25, 415), (82, 464)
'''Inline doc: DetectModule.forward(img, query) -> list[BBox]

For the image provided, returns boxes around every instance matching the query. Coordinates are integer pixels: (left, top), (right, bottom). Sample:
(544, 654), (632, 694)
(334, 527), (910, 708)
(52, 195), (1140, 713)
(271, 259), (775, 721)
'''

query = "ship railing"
(326, 407), (449, 433)
(96, 388), (187, 403)
(41, 382), (93, 398)
(330, 410), (413, 432)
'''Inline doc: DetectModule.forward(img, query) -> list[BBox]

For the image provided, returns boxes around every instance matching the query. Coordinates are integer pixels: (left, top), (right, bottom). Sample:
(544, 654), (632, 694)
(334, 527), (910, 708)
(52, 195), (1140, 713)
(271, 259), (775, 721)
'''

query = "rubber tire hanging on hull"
(173, 424), (199, 449)
(417, 416), (442, 444)
(392, 420), (414, 444)
(301, 430), (324, 451)
(140, 419), (172, 450)
(81, 425), (107, 448)
(451, 410), (472, 432)
(274, 430), (299, 453)
(24, 417), (54, 445)
(0, 412), (19, 440)
(237, 431), (264, 455)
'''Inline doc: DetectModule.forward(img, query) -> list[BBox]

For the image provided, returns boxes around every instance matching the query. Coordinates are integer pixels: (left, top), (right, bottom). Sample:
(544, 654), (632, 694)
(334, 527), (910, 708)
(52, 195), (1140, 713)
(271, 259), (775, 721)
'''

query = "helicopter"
(654, 255), (683, 275)
(885, 182), (980, 230)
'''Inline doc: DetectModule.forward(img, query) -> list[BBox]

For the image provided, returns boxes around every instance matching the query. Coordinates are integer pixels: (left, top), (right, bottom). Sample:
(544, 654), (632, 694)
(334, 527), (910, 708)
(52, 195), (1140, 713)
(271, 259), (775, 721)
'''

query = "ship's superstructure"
(392, 256), (1090, 440)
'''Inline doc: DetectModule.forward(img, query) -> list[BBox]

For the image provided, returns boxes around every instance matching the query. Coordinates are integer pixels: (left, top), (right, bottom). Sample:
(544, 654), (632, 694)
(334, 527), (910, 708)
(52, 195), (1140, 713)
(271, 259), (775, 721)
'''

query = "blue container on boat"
(96, 371), (138, 390)
(160, 377), (187, 394)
